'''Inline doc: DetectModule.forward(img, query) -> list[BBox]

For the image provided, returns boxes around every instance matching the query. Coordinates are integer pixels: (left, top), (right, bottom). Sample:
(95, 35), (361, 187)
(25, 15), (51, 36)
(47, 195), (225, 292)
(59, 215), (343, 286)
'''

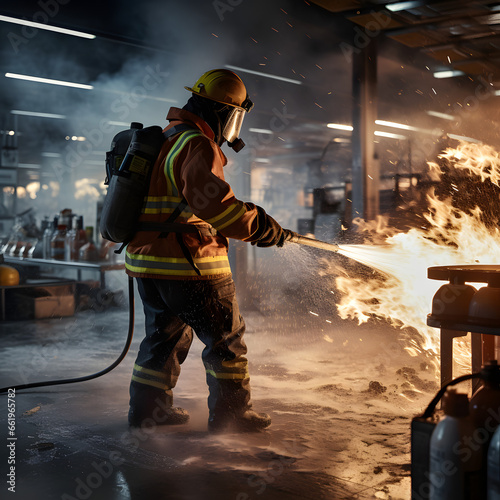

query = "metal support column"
(352, 38), (379, 221)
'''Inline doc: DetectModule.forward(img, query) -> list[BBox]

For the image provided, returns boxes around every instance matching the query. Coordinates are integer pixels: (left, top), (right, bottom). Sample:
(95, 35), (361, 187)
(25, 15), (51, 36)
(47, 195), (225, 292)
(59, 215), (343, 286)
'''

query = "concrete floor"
(0, 268), (439, 500)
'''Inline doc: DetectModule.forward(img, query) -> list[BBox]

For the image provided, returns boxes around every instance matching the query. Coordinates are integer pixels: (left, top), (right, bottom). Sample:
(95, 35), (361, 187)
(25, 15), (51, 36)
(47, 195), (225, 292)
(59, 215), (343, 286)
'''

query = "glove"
(251, 207), (284, 248)
(278, 229), (295, 248)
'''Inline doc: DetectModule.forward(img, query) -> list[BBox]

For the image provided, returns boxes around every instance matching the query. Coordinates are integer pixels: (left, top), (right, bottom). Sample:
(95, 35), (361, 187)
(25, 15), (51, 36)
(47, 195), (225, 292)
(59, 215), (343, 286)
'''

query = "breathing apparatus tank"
(105, 122), (143, 183)
(100, 123), (166, 244)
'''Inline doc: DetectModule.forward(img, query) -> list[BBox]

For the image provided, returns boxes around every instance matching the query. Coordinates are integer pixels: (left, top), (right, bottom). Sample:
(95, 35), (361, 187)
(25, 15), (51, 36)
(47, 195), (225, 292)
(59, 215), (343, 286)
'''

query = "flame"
(333, 142), (500, 370)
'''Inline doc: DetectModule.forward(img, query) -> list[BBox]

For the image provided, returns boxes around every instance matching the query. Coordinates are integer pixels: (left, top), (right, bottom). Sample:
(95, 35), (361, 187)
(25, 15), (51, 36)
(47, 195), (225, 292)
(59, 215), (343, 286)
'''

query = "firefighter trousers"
(130, 275), (251, 419)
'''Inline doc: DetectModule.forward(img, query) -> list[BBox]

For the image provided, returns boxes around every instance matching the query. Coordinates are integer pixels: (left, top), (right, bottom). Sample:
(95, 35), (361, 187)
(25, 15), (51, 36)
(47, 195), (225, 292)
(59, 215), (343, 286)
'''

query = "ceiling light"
(41, 152), (62, 158)
(375, 119), (415, 131)
(433, 70), (465, 79)
(0, 15), (95, 39)
(327, 123), (353, 131)
(386, 1), (424, 12)
(254, 158), (271, 163)
(225, 64), (302, 85)
(249, 128), (273, 134)
(375, 131), (407, 140)
(447, 133), (481, 144)
(106, 121), (131, 127)
(426, 110), (455, 120)
(5, 73), (93, 90)
(11, 109), (66, 119)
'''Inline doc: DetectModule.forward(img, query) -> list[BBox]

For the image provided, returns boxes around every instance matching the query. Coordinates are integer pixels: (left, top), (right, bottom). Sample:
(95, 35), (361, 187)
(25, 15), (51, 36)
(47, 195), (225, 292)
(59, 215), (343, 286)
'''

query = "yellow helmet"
(0, 264), (19, 286)
(185, 69), (253, 112)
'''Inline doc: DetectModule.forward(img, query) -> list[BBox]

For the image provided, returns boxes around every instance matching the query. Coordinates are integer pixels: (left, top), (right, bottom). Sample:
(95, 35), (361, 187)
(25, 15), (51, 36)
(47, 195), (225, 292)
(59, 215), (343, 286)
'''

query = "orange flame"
(334, 142), (500, 368)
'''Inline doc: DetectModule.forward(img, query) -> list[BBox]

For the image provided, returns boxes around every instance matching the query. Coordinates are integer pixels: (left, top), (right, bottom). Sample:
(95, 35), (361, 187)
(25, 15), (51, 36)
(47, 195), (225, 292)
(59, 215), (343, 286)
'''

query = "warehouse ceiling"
(1, 0), (500, 196)
(312, 0), (500, 78)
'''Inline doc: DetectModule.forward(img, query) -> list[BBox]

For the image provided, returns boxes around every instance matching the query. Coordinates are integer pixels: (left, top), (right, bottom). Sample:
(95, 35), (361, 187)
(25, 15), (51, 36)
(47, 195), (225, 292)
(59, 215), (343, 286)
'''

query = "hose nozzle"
(286, 231), (339, 253)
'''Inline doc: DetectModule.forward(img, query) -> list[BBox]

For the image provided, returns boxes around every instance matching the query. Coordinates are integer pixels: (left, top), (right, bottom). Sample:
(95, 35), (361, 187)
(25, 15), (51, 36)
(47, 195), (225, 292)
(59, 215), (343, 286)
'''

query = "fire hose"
(287, 231), (340, 253)
(0, 233), (338, 393)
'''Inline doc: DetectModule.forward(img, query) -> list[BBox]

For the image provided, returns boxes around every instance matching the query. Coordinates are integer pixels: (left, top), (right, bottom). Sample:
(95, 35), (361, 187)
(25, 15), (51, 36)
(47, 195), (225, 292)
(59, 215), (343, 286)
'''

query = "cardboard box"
(7, 284), (75, 320)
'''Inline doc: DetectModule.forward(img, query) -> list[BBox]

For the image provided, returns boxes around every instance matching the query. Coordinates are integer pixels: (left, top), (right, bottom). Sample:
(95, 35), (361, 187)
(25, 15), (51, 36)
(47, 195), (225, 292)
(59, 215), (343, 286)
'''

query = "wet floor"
(0, 271), (439, 500)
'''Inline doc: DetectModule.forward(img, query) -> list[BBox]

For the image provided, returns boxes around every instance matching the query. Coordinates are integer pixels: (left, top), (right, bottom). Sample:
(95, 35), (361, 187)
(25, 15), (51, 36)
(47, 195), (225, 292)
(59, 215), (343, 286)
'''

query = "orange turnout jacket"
(125, 107), (261, 279)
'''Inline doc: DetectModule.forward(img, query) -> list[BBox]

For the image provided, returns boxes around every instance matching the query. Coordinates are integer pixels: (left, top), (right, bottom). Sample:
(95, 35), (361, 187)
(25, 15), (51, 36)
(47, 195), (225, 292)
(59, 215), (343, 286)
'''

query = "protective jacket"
(125, 107), (261, 279)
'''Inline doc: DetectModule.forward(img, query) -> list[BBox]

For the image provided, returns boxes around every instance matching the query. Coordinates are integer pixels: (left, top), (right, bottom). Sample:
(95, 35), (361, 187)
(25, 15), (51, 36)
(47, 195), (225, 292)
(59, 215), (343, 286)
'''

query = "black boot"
(129, 405), (189, 428)
(208, 409), (271, 433)
(128, 385), (189, 428)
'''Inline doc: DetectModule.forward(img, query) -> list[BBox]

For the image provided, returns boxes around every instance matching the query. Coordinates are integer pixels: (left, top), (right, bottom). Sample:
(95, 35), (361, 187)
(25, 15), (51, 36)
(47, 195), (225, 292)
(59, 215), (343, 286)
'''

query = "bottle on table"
(65, 216), (88, 261)
(79, 226), (99, 262)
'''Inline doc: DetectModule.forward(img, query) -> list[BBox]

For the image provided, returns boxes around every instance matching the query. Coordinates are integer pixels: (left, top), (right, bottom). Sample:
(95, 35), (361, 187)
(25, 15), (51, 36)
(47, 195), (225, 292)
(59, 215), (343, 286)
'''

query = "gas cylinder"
(488, 425), (500, 499)
(429, 389), (484, 500)
(470, 360), (500, 436)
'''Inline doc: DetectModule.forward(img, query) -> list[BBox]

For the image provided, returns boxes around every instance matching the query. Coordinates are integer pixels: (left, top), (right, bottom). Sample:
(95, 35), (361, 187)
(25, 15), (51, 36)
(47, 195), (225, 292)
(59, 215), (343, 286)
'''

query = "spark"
(212, 33), (219, 38)
(250, 37), (258, 43)
(271, 27), (279, 32)
(309, 311), (319, 316)
(323, 335), (333, 343)
(315, 102), (322, 108)
(316, 64), (323, 69)
(280, 8), (288, 14)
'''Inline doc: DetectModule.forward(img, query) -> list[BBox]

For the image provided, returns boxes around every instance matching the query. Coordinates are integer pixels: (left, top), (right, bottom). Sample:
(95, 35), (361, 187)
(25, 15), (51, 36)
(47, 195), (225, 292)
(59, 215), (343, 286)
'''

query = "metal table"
(3, 256), (125, 289)
(427, 264), (500, 387)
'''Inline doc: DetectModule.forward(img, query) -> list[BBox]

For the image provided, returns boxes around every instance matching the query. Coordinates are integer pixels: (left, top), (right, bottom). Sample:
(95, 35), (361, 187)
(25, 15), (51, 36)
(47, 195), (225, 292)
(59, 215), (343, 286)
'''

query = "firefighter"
(125, 69), (293, 432)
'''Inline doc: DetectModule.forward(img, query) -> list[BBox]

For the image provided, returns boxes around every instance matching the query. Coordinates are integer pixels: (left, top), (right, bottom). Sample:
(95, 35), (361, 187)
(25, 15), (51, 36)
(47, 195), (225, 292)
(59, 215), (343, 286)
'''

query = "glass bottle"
(50, 224), (67, 261)
(79, 226), (98, 262)
(43, 216), (58, 260)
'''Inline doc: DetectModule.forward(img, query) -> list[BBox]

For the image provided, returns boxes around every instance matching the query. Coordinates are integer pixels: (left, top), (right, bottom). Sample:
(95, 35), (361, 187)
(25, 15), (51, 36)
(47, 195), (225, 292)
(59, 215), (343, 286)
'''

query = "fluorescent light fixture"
(0, 15), (95, 39)
(447, 133), (482, 144)
(375, 131), (407, 140)
(11, 109), (66, 119)
(386, 1), (423, 12)
(375, 119), (417, 131)
(225, 64), (302, 85)
(18, 163), (41, 169)
(433, 70), (465, 79)
(106, 121), (131, 127)
(327, 123), (353, 131)
(333, 138), (350, 143)
(249, 128), (273, 134)
(102, 89), (177, 104)
(5, 73), (93, 90)
(41, 152), (62, 158)
(254, 158), (271, 163)
(426, 110), (455, 120)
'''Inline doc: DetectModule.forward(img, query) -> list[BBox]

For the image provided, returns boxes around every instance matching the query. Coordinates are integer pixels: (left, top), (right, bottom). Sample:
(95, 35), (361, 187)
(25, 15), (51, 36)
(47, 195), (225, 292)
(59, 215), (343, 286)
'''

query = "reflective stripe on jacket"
(125, 107), (262, 280)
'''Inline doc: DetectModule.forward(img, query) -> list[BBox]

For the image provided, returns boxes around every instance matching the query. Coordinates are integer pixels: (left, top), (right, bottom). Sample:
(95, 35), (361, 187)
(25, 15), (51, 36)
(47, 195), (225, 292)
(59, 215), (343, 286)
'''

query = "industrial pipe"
(287, 231), (340, 253)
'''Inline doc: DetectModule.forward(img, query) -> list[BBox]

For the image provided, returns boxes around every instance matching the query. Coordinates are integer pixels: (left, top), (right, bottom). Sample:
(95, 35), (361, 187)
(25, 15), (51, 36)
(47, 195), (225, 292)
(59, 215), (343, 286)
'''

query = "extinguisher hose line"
(0, 276), (135, 393)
